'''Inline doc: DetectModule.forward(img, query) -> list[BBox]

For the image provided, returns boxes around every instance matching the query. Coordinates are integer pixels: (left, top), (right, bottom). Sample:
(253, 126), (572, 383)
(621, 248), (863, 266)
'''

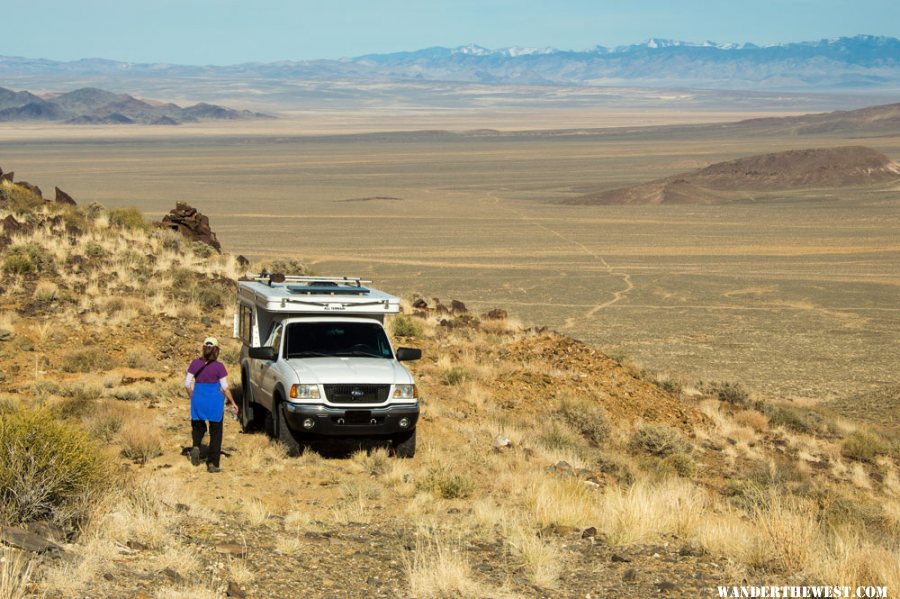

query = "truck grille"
(323, 384), (390, 404)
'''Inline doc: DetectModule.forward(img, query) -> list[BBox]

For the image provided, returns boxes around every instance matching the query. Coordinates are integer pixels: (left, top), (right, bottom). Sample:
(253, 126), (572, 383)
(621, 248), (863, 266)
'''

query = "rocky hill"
(0, 86), (272, 125)
(570, 146), (900, 205)
(0, 167), (897, 597)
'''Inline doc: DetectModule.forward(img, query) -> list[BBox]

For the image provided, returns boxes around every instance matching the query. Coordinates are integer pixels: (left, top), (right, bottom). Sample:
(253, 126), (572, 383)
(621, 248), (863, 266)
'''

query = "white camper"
(234, 274), (420, 457)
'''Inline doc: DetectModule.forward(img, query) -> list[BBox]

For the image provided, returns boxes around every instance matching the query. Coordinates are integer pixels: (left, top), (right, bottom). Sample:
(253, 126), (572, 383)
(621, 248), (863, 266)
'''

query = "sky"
(2, 0), (898, 65)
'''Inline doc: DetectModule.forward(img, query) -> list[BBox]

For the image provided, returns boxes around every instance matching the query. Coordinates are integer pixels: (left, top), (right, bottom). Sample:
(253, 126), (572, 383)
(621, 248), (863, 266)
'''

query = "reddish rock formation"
(157, 202), (221, 252)
(15, 181), (42, 198)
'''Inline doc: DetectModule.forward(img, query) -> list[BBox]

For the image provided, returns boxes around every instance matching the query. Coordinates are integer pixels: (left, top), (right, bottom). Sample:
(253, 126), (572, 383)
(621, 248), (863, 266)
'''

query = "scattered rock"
(623, 568), (638, 581)
(657, 581), (677, 592)
(0, 526), (61, 553)
(483, 308), (508, 320)
(2, 214), (23, 234)
(54, 187), (77, 205)
(678, 543), (705, 557)
(581, 527), (597, 539)
(24, 520), (66, 542)
(492, 434), (512, 451)
(161, 567), (182, 583)
(215, 542), (246, 557)
(157, 202), (221, 252)
(450, 299), (467, 313)
(611, 553), (632, 563)
(16, 181), (42, 198)
(225, 580), (247, 599)
(127, 539), (149, 551)
(412, 298), (428, 310)
(236, 255), (250, 268)
(0, 171), (13, 182)
(0, 329), (13, 342)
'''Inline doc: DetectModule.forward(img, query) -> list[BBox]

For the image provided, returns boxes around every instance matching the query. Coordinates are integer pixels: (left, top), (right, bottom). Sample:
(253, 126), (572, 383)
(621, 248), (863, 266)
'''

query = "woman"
(185, 336), (238, 473)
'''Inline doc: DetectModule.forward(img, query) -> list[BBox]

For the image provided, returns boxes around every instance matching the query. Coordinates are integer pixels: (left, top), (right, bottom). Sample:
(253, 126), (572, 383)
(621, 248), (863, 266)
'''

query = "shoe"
(207, 464), (221, 473)
(190, 447), (200, 467)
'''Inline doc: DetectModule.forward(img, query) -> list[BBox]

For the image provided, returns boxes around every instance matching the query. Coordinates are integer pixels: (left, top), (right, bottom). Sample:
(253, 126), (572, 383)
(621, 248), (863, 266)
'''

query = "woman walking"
(185, 336), (238, 473)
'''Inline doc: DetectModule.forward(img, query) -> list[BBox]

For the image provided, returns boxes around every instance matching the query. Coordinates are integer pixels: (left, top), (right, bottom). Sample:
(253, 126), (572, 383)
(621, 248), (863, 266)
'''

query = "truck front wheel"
(275, 401), (302, 457)
(391, 430), (416, 458)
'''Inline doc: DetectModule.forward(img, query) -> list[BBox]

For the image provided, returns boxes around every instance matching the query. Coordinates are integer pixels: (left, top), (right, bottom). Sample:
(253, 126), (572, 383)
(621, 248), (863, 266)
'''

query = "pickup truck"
(234, 275), (421, 457)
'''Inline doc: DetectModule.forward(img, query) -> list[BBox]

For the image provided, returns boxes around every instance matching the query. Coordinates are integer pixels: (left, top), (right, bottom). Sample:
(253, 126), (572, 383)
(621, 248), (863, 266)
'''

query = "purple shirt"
(188, 359), (228, 384)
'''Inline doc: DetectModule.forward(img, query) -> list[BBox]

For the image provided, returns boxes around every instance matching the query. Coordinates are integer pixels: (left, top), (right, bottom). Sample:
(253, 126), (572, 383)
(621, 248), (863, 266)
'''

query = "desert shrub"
(538, 423), (583, 451)
(83, 241), (107, 259)
(655, 377), (683, 394)
(64, 382), (104, 401)
(119, 423), (163, 465)
(841, 431), (890, 464)
(218, 343), (241, 365)
(664, 452), (696, 477)
(196, 284), (230, 310)
(418, 465), (474, 499)
(61, 348), (111, 373)
(262, 258), (310, 276)
(32, 379), (63, 398)
(0, 409), (108, 525)
(559, 396), (609, 446)
(755, 402), (834, 436)
(107, 207), (148, 231)
(0, 182), (44, 213)
(110, 385), (155, 401)
(171, 267), (196, 290)
(734, 409), (769, 432)
(125, 348), (159, 370)
(628, 424), (689, 457)
(85, 406), (127, 443)
(191, 241), (215, 258)
(439, 366), (468, 386)
(712, 381), (749, 405)
(392, 314), (423, 338)
(2, 254), (35, 275)
(3, 244), (53, 274)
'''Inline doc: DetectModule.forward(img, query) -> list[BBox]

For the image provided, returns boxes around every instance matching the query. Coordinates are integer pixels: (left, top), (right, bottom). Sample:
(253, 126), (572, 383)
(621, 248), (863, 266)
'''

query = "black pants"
(191, 419), (223, 467)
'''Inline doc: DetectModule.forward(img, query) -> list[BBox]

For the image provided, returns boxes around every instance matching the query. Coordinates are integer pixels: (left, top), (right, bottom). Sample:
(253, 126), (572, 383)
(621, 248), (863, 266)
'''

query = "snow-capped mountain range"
(1, 35), (898, 91)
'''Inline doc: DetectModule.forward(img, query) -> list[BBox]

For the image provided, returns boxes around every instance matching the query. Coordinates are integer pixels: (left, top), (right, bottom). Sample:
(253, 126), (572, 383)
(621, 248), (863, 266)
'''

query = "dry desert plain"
(2, 112), (899, 424)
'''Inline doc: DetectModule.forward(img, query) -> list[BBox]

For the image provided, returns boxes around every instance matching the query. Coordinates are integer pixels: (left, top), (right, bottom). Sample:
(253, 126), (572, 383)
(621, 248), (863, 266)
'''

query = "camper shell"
(234, 275), (420, 457)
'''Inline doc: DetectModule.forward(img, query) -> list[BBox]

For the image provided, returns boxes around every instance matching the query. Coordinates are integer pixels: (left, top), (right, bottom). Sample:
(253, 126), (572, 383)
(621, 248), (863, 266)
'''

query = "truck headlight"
(393, 384), (418, 400)
(290, 384), (320, 399)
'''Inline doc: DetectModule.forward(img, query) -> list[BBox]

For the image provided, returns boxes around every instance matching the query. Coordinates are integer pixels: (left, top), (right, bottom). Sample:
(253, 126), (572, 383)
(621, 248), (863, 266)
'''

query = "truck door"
(257, 323), (284, 405)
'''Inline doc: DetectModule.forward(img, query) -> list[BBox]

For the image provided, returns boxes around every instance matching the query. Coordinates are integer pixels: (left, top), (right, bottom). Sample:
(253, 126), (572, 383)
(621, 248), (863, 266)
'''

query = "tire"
(240, 373), (266, 433)
(391, 429), (416, 458)
(274, 400), (302, 457)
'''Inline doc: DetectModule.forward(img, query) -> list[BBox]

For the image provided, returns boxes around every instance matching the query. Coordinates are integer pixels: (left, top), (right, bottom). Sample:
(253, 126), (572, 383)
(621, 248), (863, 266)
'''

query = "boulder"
(236, 255), (250, 268)
(412, 298), (429, 310)
(483, 308), (508, 320)
(450, 299), (467, 313)
(1, 214), (23, 234)
(157, 202), (221, 252)
(54, 187), (77, 206)
(15, 181), (42, 198)
(0, 171), (13, 182)
(1, 526), (61, 553)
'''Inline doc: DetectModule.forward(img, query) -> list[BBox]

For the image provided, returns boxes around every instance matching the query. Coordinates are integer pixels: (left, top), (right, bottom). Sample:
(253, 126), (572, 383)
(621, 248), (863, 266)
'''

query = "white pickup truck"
(234, 274), (421, 457)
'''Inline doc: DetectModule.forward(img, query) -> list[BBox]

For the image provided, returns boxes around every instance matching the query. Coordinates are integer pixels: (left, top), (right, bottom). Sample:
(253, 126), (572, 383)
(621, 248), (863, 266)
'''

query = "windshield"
(285, 322), (394, 359)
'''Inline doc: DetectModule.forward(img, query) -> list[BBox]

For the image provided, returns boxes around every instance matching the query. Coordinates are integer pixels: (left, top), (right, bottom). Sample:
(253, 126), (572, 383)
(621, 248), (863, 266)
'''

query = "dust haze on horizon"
(2, 0), (900, 64)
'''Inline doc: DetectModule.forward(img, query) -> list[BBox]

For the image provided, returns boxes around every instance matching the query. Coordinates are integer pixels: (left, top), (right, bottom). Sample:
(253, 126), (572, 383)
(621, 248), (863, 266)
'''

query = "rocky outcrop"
(157, 202), (221, 252)
(55, 186), (77, 205)
(15, 181), (42, 198)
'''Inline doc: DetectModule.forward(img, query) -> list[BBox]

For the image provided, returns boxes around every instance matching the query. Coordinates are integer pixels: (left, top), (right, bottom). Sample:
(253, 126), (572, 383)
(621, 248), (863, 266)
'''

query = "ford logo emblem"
(351, 388), (365, 399)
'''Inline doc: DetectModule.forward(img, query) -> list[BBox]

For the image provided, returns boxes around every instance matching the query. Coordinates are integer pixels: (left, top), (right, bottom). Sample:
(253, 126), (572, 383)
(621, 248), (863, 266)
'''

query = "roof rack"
(251, 274), (372, 287)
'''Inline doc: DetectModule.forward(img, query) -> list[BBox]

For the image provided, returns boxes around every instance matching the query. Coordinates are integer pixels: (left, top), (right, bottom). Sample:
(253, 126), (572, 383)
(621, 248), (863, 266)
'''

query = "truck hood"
(285, 357), (412, 385)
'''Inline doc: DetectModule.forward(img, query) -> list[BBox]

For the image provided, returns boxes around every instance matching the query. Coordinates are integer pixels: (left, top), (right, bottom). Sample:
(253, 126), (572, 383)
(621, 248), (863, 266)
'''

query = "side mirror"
(249, 346), (277, 361)
(396, 347), (422, 362)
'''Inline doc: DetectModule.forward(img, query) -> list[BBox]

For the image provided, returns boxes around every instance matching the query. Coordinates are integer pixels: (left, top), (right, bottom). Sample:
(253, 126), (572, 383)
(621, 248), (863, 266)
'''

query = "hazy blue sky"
(3, 0), (897, 64)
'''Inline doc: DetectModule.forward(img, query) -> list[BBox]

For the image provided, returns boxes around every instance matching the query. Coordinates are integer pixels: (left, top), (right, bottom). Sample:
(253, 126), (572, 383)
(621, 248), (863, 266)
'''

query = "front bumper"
(282, 402), (419, 436)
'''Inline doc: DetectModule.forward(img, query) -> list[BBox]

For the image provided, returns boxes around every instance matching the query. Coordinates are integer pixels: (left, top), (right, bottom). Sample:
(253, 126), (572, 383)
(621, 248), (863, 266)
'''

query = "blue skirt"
(191, 383), (224, 422)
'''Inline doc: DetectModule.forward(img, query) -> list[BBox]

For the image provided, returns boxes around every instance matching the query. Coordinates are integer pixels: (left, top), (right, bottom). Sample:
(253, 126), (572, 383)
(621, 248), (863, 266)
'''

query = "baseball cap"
(203, 337), (220, 347)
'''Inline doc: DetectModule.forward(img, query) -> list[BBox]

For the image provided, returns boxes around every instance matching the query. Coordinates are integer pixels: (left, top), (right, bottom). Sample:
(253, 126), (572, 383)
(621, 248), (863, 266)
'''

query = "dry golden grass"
(404, 532), (487, 599)
(118, 418), (164, 465)
(0, 549), (33, 599)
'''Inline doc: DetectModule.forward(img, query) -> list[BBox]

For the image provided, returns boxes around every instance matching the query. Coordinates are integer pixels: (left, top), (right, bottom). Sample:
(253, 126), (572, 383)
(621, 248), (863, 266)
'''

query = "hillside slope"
(0, 170), (897, 597)
(570, 146), (900, 205)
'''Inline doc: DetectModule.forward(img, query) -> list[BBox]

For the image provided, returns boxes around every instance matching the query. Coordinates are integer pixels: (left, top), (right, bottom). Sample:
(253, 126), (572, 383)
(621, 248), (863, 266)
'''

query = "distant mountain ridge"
(0, 86), (272, 125)
(1, 35), (898, 90)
